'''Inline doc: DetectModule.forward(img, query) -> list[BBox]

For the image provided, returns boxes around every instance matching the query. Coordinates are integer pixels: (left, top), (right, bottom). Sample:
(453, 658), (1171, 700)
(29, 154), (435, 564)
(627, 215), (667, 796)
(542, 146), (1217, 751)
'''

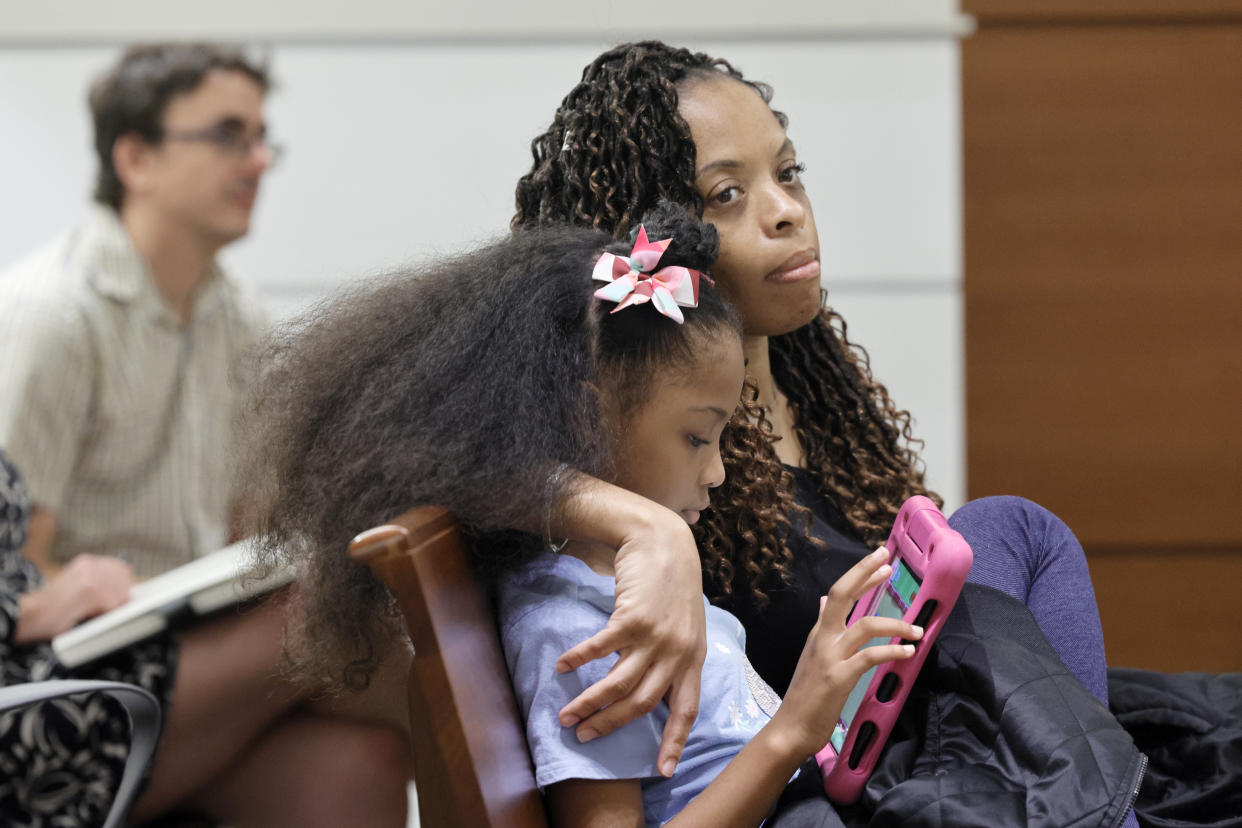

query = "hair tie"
(591, 226), (710, 324)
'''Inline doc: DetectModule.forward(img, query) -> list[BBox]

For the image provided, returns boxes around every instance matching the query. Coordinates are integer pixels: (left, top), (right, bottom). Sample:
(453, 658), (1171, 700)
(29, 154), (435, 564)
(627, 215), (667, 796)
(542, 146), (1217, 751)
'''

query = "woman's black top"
(705, 464), (1148, 824)
(706, 465), (872, 695)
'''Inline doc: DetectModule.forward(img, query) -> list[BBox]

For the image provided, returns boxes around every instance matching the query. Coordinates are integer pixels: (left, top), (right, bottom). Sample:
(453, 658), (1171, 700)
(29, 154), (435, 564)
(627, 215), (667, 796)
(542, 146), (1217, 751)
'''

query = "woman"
(0, 446), (409, 828)
(512, 41), (1115, 782)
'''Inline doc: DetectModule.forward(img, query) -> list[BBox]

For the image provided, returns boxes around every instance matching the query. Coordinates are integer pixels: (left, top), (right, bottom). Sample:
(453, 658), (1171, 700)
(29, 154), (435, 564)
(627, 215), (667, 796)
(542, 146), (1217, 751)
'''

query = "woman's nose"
(762, 181), (805, 235)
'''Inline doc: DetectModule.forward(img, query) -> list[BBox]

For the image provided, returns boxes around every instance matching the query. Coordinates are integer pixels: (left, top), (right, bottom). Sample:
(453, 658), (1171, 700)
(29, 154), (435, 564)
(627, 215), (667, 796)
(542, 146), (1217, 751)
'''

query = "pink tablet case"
(815, 495), (973, 804)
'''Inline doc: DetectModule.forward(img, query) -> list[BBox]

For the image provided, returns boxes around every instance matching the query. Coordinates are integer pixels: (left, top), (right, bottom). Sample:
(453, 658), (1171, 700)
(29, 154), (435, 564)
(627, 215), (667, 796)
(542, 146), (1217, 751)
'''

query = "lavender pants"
(949, 496), (1140, 828)
(949, 495), (1108, 705)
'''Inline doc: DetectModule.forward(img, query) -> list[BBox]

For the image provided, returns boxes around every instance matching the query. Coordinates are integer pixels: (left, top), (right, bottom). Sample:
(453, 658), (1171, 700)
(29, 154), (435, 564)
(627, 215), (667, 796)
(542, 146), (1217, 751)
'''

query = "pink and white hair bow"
(591, 226), (707, 324)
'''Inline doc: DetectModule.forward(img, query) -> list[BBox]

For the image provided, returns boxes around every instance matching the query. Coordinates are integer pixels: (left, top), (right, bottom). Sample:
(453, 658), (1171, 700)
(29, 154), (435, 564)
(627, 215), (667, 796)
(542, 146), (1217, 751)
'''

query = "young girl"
(508, 42), (1120, 769)
(496, 206), (927, 826)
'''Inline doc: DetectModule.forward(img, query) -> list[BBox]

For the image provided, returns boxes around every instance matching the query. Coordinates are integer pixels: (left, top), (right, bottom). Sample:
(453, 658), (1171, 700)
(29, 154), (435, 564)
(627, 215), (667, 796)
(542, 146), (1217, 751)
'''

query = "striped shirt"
(0, 207), (266, 578)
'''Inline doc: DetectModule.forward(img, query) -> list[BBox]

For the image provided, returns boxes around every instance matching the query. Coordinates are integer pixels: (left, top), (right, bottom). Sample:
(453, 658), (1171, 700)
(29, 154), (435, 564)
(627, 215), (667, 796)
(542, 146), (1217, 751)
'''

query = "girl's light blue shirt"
(498, 552), (774, 826)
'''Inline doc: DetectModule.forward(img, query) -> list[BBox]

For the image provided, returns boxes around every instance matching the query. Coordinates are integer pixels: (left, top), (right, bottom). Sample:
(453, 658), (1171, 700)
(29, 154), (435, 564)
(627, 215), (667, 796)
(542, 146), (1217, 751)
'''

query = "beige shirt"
(0, 207), (266, 578)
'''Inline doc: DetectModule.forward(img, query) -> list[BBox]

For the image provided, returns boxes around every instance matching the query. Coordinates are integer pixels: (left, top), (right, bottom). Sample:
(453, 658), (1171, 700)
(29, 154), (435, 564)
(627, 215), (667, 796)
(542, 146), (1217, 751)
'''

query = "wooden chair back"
(349, 506), (549, 828)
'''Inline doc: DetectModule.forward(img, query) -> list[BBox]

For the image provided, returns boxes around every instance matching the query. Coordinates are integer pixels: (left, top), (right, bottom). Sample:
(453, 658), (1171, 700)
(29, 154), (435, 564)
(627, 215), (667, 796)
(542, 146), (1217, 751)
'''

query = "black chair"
(0, 679), (163, 828)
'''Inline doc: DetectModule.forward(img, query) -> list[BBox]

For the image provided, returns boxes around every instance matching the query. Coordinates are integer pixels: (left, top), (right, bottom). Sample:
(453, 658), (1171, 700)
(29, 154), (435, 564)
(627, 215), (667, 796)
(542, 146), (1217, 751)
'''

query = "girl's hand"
(553, 492), (706, 778)
(15, 553), (135, 644)
(769, 547), (923, 761)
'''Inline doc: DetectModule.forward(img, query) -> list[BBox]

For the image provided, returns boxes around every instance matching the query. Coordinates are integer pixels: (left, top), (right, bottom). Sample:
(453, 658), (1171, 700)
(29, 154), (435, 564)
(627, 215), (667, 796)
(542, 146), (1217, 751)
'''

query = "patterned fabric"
(0, 448), (178, 827)
(0, 206), (267, 578)
(743, 655), (782, 720)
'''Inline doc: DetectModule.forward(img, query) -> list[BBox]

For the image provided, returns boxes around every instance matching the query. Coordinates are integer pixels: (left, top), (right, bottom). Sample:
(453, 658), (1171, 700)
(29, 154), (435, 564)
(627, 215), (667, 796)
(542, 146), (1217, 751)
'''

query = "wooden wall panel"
(1088, 547), (1242, 673)
(967, 0), (1242, 21)
(963, 17), (1242, 670)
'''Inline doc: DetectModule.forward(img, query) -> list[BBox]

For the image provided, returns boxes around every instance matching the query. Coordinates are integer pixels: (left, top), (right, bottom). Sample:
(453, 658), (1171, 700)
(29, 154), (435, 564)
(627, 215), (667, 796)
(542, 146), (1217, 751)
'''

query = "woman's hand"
(15, 553), (134, 643)
(551, 476), (706, 778)
(768, 547), (923, 761)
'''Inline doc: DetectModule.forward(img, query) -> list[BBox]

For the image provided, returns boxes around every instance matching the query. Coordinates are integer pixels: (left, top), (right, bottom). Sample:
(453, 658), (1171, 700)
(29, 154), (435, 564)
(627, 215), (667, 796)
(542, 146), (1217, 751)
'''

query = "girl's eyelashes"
(687, 434), (710, 448)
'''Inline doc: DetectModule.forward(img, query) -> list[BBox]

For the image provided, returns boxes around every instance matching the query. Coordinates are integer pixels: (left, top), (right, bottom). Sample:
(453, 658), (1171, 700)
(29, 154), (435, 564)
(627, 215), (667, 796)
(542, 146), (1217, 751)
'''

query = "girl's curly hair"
(238, 202), (799, 690)
(512, 41), (939, 606)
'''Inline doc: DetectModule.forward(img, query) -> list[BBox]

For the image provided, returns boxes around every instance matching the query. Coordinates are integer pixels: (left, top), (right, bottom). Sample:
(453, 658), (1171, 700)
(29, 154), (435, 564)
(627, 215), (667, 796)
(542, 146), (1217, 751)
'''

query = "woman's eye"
(779, 162), (806, 184)
(711, 185), (741, 206)
(688, 434), (709, 448)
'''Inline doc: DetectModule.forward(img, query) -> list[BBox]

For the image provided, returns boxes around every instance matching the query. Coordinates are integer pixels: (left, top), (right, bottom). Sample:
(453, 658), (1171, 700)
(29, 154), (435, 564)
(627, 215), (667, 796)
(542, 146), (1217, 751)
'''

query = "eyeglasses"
(158, 123), (285, 166)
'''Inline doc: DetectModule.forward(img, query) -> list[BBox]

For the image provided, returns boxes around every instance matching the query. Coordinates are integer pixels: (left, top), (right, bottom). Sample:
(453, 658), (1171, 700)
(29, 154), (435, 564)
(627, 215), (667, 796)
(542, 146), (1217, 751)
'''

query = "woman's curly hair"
(693, 397), (805, 609)
(514, 41), (783, 239)
(512, 41), (939, 606)
(238, 202), (797, 690)
(771, 306), (934, 543)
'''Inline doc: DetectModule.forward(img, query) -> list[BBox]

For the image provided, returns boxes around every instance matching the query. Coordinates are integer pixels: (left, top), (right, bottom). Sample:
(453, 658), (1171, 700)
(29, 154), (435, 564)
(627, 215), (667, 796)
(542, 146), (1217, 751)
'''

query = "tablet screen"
(828, 556), (922, 752)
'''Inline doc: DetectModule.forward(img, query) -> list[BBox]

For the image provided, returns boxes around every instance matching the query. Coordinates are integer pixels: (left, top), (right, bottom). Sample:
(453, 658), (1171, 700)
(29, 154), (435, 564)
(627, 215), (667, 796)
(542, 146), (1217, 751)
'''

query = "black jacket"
(862, 584), (1145, 826)
(768, 585), (1146, 827)
(1108, 667), (1242, 827)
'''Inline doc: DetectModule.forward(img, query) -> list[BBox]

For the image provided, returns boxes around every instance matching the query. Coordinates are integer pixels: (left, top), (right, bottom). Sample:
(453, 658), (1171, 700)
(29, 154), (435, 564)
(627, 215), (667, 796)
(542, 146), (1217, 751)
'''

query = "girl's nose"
(703, 450), (726, 490)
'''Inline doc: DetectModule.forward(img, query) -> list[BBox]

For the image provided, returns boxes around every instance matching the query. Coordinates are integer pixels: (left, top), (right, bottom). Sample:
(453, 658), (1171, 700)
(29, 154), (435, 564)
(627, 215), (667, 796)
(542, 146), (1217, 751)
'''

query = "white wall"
(0, 1), (964, 41)
(0, 2), (968, 508)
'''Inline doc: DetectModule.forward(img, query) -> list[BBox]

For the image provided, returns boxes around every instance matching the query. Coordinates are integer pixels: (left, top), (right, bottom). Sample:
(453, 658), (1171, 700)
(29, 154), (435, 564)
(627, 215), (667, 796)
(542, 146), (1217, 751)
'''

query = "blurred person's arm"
(0, 296), (94, 577)
(14, 547), (134, 643)
(19, 507), (59, 577)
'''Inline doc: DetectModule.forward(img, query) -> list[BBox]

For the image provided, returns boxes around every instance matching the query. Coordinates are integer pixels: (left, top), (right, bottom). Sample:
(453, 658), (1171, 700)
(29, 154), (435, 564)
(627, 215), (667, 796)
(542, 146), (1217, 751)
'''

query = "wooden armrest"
(349, 506), (548, 828)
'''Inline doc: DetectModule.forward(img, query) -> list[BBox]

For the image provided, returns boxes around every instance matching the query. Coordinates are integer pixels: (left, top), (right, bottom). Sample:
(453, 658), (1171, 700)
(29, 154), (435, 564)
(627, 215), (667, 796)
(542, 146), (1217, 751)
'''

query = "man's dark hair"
(89, 42), (271, 210)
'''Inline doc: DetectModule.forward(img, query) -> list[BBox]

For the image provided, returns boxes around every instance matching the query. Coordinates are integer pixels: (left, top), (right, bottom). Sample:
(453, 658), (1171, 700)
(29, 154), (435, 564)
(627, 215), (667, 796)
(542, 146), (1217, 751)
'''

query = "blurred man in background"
(0, 43), (273, 578)
(0, 44), (410, 827)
